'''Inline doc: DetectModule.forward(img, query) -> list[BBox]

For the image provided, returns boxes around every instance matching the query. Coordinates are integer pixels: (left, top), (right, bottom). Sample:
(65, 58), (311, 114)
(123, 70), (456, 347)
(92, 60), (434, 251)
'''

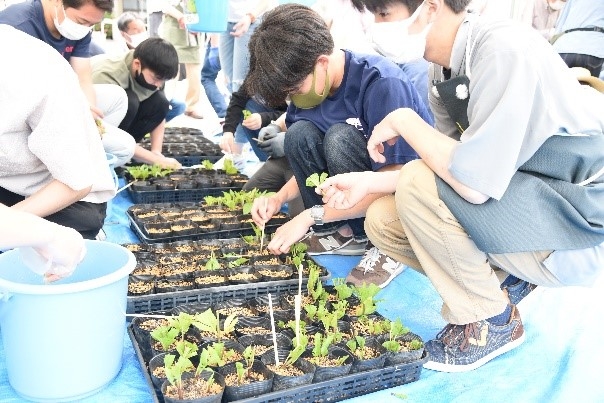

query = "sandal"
(184, 110), (203, 119)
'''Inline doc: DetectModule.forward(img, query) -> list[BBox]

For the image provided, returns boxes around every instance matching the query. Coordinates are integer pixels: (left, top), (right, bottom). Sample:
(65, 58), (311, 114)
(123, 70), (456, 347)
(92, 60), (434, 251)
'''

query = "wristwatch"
(310, 205), (324, 226)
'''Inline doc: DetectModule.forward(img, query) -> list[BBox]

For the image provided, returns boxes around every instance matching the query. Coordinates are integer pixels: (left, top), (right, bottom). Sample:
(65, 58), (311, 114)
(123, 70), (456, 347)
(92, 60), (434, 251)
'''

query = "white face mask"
(53, 5), (92, 40)
(128, 31), (149, 48)
(369, 6), (430, 64)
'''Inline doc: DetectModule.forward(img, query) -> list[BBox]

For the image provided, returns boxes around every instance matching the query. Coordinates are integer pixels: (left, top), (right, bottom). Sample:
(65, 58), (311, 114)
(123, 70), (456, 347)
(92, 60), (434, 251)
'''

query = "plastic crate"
(127, 327), (427, 403)
(127, 275), (328, 314)
(127, 186), (238, 204)
(127, 210), (281, 244)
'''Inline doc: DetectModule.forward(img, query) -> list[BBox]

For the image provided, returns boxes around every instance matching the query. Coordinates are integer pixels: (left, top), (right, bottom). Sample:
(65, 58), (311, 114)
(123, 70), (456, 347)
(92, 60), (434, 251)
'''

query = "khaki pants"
(365, 160), (562, 324)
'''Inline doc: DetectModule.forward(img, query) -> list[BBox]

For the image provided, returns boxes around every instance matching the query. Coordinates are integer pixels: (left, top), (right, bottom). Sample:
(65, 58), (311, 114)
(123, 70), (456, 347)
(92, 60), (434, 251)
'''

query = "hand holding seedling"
(316, 172), (372, 210)
(241, 111), (262, 130)
(250, 196), (281, 229)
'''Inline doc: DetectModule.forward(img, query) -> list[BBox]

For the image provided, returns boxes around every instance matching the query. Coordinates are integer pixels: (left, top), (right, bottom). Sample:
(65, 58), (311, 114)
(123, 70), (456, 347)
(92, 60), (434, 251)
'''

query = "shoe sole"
(423, 333), (525, 373)
(378, 265), (405, 288)
(307, 247), (366, 256)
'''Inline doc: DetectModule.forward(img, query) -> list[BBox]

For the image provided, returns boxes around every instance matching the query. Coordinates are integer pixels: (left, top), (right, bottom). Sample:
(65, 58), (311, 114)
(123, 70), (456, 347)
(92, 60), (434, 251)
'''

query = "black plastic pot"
(161, 371), (225, 403)
(218, 360), (274, 402)
(261, 351), (316, 392)
(304, 346), (354, 383)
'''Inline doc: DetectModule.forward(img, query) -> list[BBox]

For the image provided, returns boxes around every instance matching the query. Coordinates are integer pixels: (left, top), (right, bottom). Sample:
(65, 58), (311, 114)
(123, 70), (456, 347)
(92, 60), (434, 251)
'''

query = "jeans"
(284, 120), (372, 240)
(234, 98), (275, 161)
(219, 20), (258, 93)
(166, 99), (185, 122)
(201, 42), (227, 118)
(94, 84), (134, 167)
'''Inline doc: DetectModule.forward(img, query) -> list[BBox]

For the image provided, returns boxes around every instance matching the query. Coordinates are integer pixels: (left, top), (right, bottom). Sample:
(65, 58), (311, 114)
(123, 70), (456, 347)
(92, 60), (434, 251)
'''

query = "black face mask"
(134, 69), (158, 91)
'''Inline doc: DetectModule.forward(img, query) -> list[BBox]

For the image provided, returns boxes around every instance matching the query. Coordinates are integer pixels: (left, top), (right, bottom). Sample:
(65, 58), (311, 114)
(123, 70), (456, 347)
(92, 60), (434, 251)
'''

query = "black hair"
(245, 3), (334, 107)
(133, 38), (179, 80)
(63, 0), (113, 13)
(351, 0), (471, 14)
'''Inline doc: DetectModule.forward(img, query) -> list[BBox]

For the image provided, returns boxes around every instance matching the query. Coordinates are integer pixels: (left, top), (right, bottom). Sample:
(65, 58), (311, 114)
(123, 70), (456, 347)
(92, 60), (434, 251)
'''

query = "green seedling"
(332, 278), (354, 300)
(223, 158), (239, 175)
(227, 257), (249, 268)
(346, 336), (372, 360)
(351, 283), (382, 316)
(242, 109), (252, 119)
(305, 172), (328, 188)
(150, 325), (179, 352)
(201, 159), (214, 170)
(235, 346), (255, 385)
(193, 308), (238, 341)
(205, 251), (221, 271)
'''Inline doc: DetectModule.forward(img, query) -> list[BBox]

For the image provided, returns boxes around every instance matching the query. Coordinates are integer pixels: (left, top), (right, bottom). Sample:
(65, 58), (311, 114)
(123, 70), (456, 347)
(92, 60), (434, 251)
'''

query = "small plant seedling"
(281, 333), (308, 367)
(150, 325), (180, 352)
(201, 159), (214, 170)
(346, 336), (371, 360)
(235, 346), (255, 385)
(391, 392), (408, 400)
(223, 158), (239, 175)
(205, 251), (221, 271)
(305, 172), (329, 188)
(332, 278), (354, 300)
(193, 308), (238, 341)
(351, 283), (382, 316)
(242, 109), (252, 119)
(227, 256), (249, 268)
(162, 339), (198, 400)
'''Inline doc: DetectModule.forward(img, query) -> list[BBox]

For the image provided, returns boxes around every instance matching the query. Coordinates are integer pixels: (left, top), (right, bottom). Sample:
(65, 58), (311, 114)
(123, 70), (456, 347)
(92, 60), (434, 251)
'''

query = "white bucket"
(0, 240), (136, 401)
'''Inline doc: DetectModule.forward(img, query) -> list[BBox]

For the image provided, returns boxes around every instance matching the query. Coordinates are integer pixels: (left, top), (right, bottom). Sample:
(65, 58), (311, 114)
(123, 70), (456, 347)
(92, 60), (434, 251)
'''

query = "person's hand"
(231, 16), (251, 37)
(241, 113), (262, 130)
(89, 105), (104, 120)
(266, 214), (311, 255)
(258, 130), (286, 158)
(208, 46), (220, 70)
(177, 16), (186, 29)
(156, 155), (182, 169)
(220, 131), (236, 153)
(316, 172), (373, 210)
(34, 225), (86, 282)
(367, 109), (406, 163)
(251, 195), (282, 228)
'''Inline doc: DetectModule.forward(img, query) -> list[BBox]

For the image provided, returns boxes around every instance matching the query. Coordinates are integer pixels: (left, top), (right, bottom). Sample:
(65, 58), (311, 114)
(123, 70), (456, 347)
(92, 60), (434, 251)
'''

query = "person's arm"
(149, 120), (166, 155)
(132, 145), (181, 169)
(368, 108), (488, 203)
(231, 0), (274, 37)
(70, 57), (103, 118)
(11, 180), (91, 218)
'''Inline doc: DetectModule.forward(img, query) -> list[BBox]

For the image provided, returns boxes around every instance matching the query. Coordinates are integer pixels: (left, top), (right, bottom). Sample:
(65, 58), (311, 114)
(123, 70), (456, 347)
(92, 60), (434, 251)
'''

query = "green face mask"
(290, 68), (331, 109)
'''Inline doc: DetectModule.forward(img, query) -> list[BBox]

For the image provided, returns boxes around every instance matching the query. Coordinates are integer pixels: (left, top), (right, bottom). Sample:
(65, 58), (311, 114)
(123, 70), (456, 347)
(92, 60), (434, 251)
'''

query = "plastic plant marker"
(296, 264), (303, 347)
(268, 294), (279, 366)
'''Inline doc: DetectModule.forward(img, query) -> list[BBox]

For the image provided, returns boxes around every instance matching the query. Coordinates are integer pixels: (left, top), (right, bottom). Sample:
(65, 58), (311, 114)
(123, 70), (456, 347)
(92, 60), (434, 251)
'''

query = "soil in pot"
(347, 337), (388, 374)
(255, 264), (293, 281)
(379, 332), (425, 366)
(127, 280), (155, 296)
(304, 346), (354, 383)
(218, 360), (273, 402)
(161, 371), (225, 403)
(213, 299), (255, 319)
(225, 266), (261, 285)
(155, 279), (195, 294)
(194, 270), (228, 288)
(131, 180), (156, 192)
(237, 334), (292, 359)
(261, 352), (316, 392)
(234, 316), (272, 337)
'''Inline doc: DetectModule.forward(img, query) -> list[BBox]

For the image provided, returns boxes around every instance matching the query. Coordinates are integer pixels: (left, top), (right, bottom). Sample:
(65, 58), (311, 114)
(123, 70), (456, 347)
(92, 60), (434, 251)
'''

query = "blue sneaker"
(500, 275), (537, 305)
(424, 305), (525, 372)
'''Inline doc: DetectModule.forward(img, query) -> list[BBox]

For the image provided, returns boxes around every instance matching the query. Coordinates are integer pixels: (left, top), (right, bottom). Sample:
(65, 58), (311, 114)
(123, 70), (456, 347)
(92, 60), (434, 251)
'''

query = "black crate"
(127, 327), (427, 403)
(127, 276), (328, 314)
(127, 186), (237, 204)
(127, 210), (281, 244)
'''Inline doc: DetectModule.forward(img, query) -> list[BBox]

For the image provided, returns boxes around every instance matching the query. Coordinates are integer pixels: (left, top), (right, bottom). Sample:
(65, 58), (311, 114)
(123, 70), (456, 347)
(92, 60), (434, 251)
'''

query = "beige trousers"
(365, 160), (562, 324)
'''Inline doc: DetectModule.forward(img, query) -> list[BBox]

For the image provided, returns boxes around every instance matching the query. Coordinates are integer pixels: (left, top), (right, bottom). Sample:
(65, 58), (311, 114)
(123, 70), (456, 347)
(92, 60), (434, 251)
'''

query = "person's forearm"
(132, 145), (163, 165)
(274, 176), (301, 206)
(393, 108), (488, 204)
(149, 121), (166, 154)
(0, 204), (59, 249)
(11, 180), (91, 218)
(251, 0), (273, 18)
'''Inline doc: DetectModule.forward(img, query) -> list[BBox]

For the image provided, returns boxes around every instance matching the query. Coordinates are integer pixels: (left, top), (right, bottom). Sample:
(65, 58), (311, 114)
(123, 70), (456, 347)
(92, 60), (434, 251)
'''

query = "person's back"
(552, 0), (604, 76)
(0, 24), (115, 239)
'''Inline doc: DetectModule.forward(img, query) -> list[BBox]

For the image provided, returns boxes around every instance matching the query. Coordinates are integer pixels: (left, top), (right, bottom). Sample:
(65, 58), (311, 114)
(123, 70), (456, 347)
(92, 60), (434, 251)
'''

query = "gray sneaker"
(345, 246), (405, 288)
(424, 305), (525, 372)
(303, 231), (367, 256)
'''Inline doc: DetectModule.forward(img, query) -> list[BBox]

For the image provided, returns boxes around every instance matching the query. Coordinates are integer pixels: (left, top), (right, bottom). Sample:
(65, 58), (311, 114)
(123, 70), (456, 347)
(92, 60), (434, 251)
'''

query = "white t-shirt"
(0, 25), (115, 203)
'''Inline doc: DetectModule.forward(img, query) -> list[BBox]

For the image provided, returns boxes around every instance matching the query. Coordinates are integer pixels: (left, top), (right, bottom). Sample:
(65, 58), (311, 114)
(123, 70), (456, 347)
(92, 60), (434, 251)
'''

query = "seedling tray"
(128, 186), (241, 204)
(126, 209), (281, 244)
(127, 274), (329, 314)
(128, 327), (427, 403)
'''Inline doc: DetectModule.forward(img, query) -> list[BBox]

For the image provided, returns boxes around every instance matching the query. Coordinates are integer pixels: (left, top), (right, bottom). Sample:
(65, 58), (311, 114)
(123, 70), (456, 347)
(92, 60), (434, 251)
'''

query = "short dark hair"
(245, 3), (334, 107)
(352, 0), (471, 14)
(351, 0), (423, 14)
(64, 0), (113, 13)
(117, 12), (140, 33)
(133, 38), (179, 80)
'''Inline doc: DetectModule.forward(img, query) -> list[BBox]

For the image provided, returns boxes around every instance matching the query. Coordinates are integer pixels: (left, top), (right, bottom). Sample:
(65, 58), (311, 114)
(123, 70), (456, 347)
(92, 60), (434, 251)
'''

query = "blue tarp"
(1, 179), (602, 402)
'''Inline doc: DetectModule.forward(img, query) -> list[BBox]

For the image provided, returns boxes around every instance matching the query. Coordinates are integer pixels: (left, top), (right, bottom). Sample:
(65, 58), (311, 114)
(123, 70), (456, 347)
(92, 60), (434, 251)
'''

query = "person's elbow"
(460, 189), (489, 204)
(74, 185), (93, 200)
